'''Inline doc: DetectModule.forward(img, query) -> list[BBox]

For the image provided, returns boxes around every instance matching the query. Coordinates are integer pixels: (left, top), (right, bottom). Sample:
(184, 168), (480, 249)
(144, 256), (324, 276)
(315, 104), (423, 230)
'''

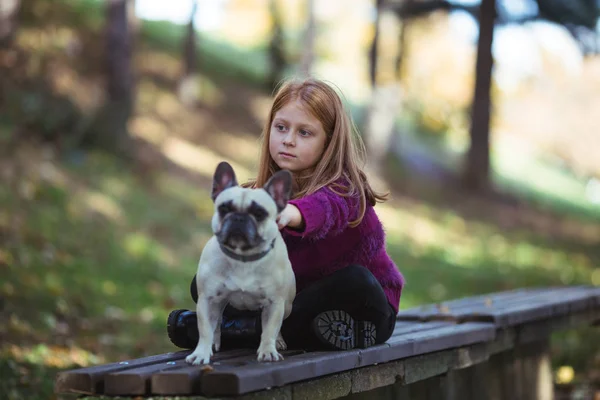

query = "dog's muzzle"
(217, 213), (261, 250)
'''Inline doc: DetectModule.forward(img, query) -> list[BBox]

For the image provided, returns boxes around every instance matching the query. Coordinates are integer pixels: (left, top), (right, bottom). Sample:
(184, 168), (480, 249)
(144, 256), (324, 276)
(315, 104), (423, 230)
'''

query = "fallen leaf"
(436, 304), (450, 314)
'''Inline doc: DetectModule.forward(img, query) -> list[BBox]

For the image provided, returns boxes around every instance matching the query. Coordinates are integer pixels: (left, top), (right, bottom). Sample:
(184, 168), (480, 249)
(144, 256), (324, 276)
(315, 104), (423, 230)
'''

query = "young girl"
(168, 78), (405, 351)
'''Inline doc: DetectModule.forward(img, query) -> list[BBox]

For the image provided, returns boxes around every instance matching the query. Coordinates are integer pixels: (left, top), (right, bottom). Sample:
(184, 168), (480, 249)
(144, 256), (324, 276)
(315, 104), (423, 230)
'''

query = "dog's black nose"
(219, 212), (260, 250)
(229, 213), (245, 223)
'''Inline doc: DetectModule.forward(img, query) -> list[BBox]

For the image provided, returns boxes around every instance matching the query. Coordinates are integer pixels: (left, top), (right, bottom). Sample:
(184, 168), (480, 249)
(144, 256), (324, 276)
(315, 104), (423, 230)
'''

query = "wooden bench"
(55, 286), (600, 399)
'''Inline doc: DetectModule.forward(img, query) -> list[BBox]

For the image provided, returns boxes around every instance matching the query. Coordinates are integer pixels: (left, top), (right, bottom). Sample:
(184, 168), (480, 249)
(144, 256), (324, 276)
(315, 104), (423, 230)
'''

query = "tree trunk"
(127, 0), (139, 35)
(463, 0), (496, 191)
(299, 0), (315, 77)
(91, 0), (134, 153)
(268, 0), (285, 89)
(183, 0), (198, 78)
(0, 0), (21, 48)
(178, 0), (200, 106)
(395, 15), (407, 81)
(365, 4), (404, 181)
(369, 0), (384, 87)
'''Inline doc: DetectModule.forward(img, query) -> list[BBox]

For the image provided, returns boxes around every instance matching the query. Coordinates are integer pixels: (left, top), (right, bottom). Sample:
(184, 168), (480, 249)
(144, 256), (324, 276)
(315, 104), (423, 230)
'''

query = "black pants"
(190, 264), (397, 350)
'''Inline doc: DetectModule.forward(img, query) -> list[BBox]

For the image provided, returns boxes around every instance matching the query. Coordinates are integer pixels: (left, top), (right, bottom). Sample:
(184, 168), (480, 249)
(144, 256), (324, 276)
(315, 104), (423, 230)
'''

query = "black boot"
(167, 309), (262, 349)
(167, 309), (199, 349)
(311, 310), (376, 350)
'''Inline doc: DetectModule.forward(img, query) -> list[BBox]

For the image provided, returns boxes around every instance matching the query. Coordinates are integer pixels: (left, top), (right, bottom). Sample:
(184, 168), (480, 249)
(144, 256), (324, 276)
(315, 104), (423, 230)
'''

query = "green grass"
(493, 140), (600, 222)
(1, 151), (211, 345)
(394, 121), (600, 223)
(139, 20), (270, 87)
(0, 358), (62, 400)
(0, 151), (211, 400)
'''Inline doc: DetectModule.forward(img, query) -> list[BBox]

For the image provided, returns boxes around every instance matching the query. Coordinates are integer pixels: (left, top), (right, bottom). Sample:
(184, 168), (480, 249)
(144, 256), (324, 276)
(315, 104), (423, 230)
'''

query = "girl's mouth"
(279, 152), (296, 158)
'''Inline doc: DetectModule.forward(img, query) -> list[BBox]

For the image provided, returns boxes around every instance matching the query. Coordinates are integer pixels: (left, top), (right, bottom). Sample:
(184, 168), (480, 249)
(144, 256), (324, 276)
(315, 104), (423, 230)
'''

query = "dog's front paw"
(275, 333), (287, 351)
(257, 343), (284, 362)
(186, 343), (213, 365)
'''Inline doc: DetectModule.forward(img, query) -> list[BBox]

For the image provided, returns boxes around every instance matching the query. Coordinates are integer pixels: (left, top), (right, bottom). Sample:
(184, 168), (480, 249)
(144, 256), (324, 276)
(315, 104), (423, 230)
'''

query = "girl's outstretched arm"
(277, 204), (303, 230)
(283, 187), (358, 240)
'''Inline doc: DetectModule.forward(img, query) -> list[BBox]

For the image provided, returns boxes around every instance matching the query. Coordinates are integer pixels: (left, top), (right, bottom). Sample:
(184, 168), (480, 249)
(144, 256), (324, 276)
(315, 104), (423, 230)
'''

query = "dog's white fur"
(186, 164), (296, 365)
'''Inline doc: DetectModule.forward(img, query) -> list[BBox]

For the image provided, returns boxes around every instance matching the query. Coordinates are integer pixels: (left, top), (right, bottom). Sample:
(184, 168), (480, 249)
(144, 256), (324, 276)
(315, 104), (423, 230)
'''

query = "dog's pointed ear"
(263, 170), (292, 213)
(212, 162), (238, 202)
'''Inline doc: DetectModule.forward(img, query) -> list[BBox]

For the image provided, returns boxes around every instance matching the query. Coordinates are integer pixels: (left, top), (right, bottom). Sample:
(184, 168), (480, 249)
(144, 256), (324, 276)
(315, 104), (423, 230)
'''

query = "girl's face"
(269, 100), (327, 174)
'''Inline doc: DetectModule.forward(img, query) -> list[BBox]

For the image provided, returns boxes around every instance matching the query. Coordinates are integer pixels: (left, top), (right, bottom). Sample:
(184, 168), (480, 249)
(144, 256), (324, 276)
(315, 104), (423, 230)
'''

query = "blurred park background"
(1, 0), (600, 398)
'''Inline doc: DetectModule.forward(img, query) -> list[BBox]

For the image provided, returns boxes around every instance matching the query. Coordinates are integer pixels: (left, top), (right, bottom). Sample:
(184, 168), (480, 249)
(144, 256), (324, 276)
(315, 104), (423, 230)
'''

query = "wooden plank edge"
(104, 348), (257, 396)
(200, 322), (496, 396)
(150, 349), (304, 396)
(396, 286), (600, 324)
(54, 350), (190, 395)
(200, 349), (362, 396)
(149, 307), (597, 398)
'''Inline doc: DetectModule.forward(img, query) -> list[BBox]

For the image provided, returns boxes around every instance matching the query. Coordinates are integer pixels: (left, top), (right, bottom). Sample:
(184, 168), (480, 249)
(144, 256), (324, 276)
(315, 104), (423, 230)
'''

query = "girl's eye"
(276, 124), (286, 132)
(300, 130), (310, 137)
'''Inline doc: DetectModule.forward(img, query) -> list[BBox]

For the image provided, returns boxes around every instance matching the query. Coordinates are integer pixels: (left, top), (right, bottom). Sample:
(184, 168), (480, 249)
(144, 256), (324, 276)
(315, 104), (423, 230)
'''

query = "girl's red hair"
(247, 78), (388, 227)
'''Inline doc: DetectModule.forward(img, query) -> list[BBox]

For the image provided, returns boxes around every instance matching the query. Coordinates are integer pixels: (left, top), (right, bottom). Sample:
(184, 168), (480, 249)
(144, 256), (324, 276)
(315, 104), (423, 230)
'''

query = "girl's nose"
(283, 131), (295, 146)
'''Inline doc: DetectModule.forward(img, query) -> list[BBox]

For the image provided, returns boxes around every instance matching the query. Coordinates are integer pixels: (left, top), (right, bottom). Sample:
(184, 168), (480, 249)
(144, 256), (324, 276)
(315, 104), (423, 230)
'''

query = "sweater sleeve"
(284, 186), (359, 240)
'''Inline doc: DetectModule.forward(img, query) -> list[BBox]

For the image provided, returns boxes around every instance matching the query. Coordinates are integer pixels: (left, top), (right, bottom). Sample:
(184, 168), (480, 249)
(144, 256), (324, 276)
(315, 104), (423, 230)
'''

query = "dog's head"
(210, 161), (292, 255)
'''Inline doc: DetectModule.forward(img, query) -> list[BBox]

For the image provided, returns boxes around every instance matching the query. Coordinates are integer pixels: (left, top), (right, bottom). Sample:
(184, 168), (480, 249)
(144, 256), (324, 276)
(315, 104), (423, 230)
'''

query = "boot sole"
(312, 310), (376, 350)
(167, 309), (197, 349)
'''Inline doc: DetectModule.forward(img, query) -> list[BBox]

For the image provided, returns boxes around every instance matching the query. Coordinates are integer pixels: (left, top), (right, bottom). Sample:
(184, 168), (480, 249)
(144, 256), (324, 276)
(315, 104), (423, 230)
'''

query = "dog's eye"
(248, 202), (268, 222)
(218, 203), (233, 217)
(251, 208), (268, 222)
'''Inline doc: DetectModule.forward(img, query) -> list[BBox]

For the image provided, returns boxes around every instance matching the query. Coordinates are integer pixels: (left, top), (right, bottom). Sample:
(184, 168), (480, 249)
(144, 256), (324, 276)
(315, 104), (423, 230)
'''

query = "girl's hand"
(277, 204), (304, 230)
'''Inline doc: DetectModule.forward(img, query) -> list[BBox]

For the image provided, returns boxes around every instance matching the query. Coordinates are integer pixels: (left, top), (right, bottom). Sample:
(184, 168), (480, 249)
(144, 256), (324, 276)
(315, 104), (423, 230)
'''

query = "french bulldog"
(186, 161), (296, 365)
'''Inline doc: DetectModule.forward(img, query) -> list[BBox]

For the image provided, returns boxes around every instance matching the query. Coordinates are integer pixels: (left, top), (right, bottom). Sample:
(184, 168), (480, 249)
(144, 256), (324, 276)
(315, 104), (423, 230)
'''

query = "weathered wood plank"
(199, 322), (495, 396)
(410, 291), (543, 321)
(385, 322), (495, 360)
(54, 286), (600, 398)
(391, 321), (454, 337)
(398, 286), (600, 327)
(54, 350), (190, 395)
(516, 308), (600, 344)
(306, 325), (522, 399)
(468, 288), (600, 327)
(445, 368), (472, 400)
(292, 371), (352, 400)
(350, 359), (404, 394)
(520, 340), (553, 400)
(150, 349), (304, 396)
(362, 322), (470, 366)
(395, 287), (546, 320)
(200, 349), (362, 396)
(402, 350), (457, 385)
(106, 348), (255, 396)
(105, 357), (191, 396)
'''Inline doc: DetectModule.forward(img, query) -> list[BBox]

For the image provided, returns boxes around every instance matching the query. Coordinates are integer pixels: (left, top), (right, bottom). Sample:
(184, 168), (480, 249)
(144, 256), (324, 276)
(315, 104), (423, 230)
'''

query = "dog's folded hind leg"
(275, 331), (287, 351)
(213, 314), (222, 352)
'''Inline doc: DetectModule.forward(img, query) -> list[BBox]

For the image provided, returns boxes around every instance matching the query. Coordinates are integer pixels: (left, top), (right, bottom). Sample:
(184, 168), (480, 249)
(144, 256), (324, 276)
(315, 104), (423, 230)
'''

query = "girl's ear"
(264, 170), (292, 213)
(212, 162), (238, 202)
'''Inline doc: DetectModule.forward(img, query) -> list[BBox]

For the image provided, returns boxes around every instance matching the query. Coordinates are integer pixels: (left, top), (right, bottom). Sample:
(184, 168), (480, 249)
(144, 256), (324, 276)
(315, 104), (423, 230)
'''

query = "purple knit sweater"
(282, 184), (405, 313)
